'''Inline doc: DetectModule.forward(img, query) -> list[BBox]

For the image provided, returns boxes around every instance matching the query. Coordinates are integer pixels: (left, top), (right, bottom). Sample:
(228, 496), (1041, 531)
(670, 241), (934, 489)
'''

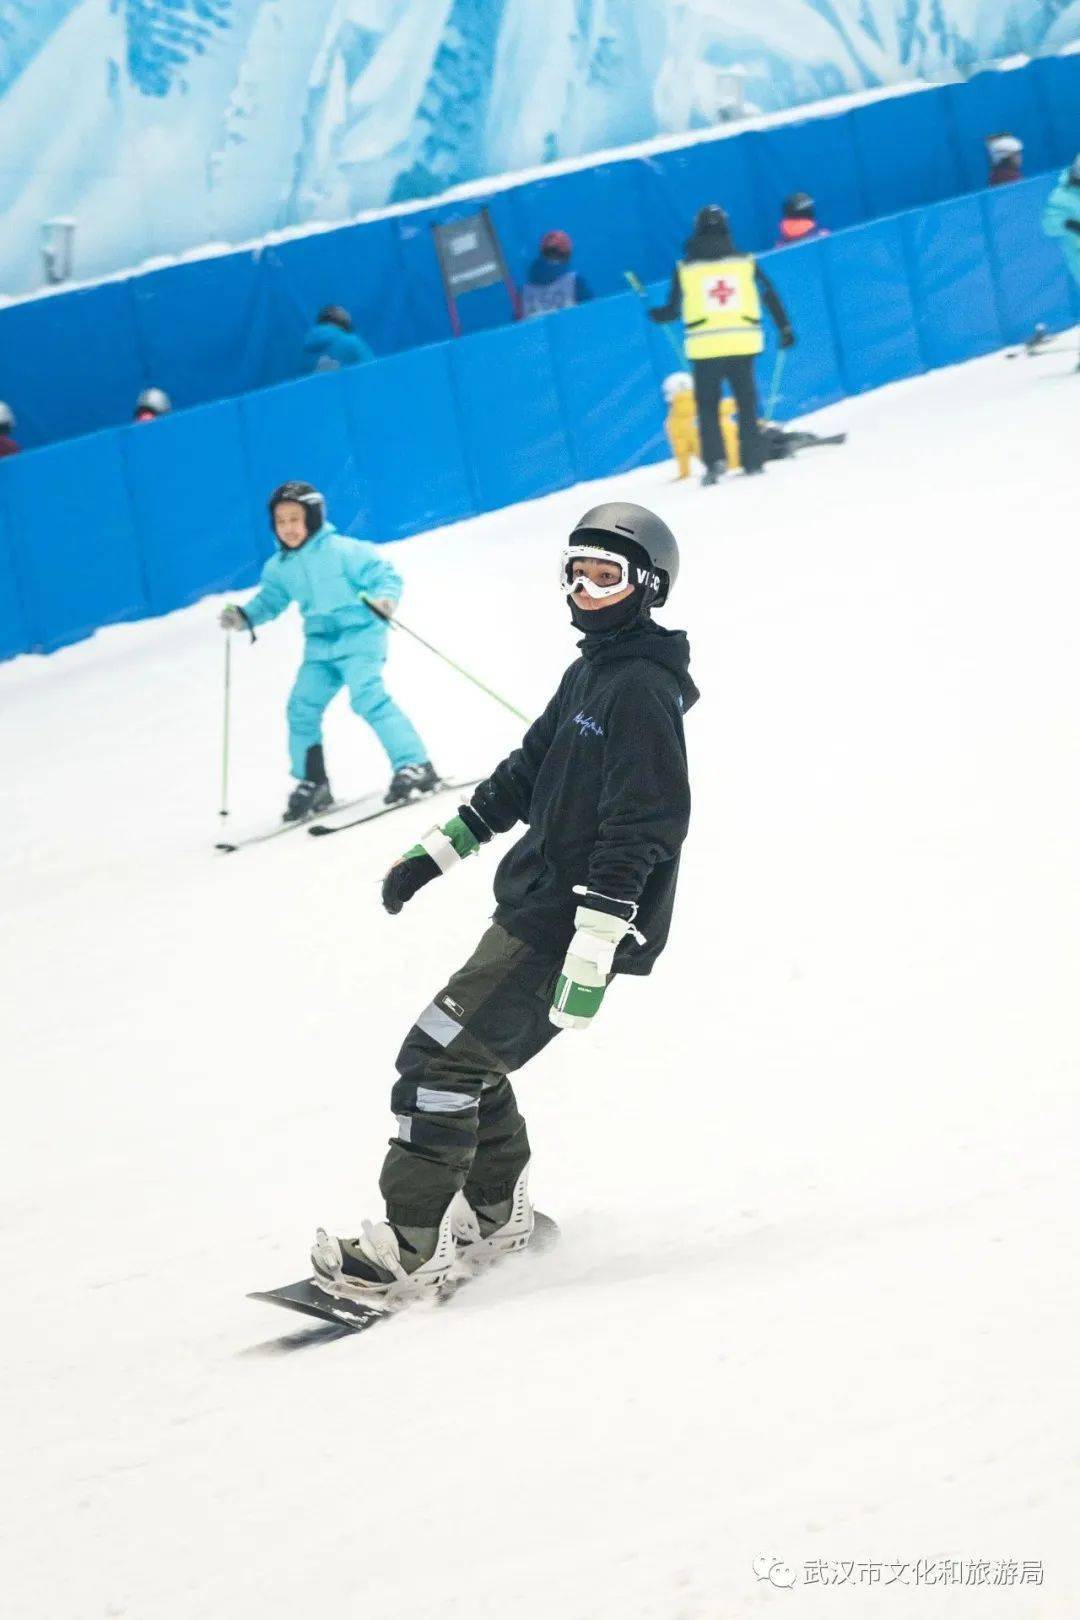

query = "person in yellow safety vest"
(649, 204), (795, 485)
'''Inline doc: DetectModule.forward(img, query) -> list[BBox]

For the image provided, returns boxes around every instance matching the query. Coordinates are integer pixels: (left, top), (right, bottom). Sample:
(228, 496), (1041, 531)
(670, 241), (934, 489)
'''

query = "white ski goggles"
(560, 545), (632, 601)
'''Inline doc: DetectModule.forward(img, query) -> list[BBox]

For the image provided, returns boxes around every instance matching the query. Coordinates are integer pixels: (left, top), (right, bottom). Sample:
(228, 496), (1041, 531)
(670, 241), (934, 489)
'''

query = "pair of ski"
(250, 1213), (560, 1338)
(215, 777), (479, 853)
(1005, 327), (1079, 361)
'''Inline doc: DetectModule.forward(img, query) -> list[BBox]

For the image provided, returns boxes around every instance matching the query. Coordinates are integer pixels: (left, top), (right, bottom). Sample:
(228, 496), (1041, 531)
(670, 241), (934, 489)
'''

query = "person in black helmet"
(303, 304), (374, 372)
(776, 192), (828, 247)
(649, 203), (795, 484)
(309, 502), (699, 1298)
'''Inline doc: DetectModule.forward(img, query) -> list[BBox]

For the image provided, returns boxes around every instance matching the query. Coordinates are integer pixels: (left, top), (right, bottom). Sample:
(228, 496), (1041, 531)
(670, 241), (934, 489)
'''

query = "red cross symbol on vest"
(708, 277), (737, 306)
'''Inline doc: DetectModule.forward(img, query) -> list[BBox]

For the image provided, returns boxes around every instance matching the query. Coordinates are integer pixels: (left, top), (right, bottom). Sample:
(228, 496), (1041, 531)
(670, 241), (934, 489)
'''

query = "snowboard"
(249, 1213), (560, 1336)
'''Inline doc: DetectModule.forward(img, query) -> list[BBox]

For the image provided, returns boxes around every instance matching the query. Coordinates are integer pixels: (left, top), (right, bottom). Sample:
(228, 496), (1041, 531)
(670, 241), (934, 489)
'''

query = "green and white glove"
(381, 805), (491, 914)
(549, 892), (645, 1031)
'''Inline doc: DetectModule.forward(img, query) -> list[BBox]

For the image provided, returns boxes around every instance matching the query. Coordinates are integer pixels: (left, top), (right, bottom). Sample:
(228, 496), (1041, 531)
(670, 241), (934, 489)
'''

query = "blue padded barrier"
(981, 174), (1079, 343)
(1031, 54), (1080, 160)
(850, 91), (964, 217)
(544, 295), (668, 481)
(756, 242), (845, 418)
(902, 196), (1003, 369)
(0, 431), (147, 652)
(945, 67), (1057, 193)
(3, 165), (1079, 660)
(506, 164), (657, 299)
(638, 137), (767, 271)
(339, 345), (475, 540)
(448, 320), (576, 512)
(122, 402), (259, 618)
(0, 490), (30, 659)
(823, 219), (924, 394)
(0, 280), (144, 451)
(748, 117), (869, 237)
(240, 371), (373, 544)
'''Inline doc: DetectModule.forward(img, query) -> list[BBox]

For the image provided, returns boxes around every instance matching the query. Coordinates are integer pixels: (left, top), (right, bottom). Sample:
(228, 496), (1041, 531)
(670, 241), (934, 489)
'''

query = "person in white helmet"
(0, 401), (19, 459)
(986, 133), (1023, 187)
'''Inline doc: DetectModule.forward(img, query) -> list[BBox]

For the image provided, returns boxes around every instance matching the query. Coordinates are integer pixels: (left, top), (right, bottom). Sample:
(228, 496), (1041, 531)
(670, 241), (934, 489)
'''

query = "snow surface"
(3, 346), (1079, 1618)
(2, 0), (1078, 294)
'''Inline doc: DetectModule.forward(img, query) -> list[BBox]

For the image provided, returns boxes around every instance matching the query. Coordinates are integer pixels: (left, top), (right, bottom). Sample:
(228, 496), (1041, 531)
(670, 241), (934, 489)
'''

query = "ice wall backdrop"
(2, 0), (1079, 295)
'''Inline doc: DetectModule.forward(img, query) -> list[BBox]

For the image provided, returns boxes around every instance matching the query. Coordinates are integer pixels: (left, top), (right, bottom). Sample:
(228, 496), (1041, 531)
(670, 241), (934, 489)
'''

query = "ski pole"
(219, 634), (232, 821)
(624, 270), (687, 365)
(765, 349), (787, 419)
(363, 598), (530, 723)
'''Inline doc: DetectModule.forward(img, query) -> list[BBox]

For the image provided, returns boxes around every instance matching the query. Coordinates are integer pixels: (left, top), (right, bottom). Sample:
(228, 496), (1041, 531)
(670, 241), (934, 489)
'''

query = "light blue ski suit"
(241, 524), (427, 779)
(1042, 169), (1080, 290)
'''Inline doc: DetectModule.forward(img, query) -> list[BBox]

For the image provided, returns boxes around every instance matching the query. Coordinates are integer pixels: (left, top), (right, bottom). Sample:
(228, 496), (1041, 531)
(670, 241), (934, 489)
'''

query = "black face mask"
(568, 584), (649, 636)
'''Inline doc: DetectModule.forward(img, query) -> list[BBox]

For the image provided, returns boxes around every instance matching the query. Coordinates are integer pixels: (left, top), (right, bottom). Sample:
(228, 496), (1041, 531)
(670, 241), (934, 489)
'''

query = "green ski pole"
(624, 270), (686, 365)
(363, 597), (529, 724)
(765, 349), (787, 419)
(219, 634), (232, 821)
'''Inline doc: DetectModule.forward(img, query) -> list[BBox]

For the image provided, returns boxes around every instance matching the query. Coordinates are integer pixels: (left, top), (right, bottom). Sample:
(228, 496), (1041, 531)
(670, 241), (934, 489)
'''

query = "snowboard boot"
(283, 746), (333, 823)
(384, 760), (440, 806)
(701, 463), (725, 487)
(453, 1164), (534, 1263)
(311, 1200), (457, 1301)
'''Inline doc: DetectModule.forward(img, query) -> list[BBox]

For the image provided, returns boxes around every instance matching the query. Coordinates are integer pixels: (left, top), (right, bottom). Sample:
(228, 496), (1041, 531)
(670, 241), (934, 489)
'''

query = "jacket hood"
(683, 226), (737, 261)
(579, 620), (699, 713)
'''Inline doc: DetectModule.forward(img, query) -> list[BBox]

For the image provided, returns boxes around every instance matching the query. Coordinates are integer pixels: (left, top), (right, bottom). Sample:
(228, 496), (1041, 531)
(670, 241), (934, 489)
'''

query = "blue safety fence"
(0, 168), (1077, 660)
(2, 54), (1079, 455)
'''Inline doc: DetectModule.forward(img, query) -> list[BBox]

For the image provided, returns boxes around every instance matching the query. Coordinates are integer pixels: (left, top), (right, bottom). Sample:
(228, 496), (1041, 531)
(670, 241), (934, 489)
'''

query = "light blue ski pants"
(286, 653), (426, 779)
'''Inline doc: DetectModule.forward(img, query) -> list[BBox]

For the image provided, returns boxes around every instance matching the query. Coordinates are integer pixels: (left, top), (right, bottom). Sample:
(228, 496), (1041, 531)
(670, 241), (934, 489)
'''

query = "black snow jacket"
(469, 621), (699, 975)
(650, 224), (789, 331)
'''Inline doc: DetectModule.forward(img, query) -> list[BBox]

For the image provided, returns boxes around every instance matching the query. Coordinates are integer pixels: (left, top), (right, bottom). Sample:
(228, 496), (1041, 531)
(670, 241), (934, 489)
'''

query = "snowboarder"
(310, 502), (697, 1298)
(1042, 155), (1080, 301)
(648, 204), (795, 484)
(218, 481), (436, 818)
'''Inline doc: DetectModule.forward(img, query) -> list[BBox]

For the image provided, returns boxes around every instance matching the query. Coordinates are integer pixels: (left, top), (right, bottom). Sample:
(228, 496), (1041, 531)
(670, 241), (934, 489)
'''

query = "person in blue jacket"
(520, 231), (592, 317)
(1042, 156), (1080, 298)
(303, 305), (374, 372)
(219, 482), (437, 819)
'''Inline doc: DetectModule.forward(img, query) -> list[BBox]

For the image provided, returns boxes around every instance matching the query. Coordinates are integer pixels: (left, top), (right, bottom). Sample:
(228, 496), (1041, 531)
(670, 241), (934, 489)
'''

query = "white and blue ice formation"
(0, 0), (1076, 294)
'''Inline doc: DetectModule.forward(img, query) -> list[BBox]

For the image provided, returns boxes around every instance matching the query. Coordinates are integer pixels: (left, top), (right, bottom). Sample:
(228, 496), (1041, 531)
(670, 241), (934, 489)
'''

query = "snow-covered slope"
(1, 0), (1077, 292)
(3, 345), (1078, 1618)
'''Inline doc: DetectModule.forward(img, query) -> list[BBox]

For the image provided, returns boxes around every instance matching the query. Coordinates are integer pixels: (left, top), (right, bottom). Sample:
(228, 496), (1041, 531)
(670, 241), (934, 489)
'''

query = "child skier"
(219, 482), (437, 818)
(1042, 156), (1080, 301)
(309, 501), (698, 1299)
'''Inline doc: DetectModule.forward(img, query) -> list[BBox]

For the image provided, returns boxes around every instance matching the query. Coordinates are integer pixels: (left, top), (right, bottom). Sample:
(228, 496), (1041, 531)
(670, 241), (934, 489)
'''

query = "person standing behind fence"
(521, 231), (592, 317)
(648, 204), (794, 485)
(986, 133), (1023, 187)
(0, 401), (20, 458)
(304, 305), (374, 372)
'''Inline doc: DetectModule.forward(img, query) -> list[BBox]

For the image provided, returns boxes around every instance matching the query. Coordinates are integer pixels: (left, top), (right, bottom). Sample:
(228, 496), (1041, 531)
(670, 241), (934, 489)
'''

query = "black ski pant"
(693, 353), (765, 472)
(379, 924), (563, 1226)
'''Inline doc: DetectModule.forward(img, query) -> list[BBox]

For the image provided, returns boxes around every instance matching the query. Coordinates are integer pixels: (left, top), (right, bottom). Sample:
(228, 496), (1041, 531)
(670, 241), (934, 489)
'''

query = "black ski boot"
(283, 746), (334, 823)
(701, 463), (725, 487)
(384, 761), (439, 805)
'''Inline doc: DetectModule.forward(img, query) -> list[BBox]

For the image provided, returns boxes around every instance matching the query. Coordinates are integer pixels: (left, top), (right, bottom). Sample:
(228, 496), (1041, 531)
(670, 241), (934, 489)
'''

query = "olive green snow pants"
(380, 924), (563, 1226)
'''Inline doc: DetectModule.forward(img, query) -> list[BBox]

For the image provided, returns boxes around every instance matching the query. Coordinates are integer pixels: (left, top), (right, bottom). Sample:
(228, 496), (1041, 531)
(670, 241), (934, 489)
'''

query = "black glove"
(381, 851), (440, 915)
(1064, 218), (1080, 237)
(779, 325), (796, 350)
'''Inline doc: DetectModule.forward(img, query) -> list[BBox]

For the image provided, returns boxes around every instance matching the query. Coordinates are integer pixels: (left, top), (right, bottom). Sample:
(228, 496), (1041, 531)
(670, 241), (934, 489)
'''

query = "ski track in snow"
(2, 348), (1079, 1618)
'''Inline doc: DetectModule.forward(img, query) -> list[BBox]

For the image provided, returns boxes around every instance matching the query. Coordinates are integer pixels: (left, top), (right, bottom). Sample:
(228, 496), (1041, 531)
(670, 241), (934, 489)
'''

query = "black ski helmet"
(694, 203), (730, 234)
(783, 191), (816, 220)
(268, 481), (326, 537)
(0, 400), (13, 434)
(569, 503), (679, 607)
(318, 304), (353, 332)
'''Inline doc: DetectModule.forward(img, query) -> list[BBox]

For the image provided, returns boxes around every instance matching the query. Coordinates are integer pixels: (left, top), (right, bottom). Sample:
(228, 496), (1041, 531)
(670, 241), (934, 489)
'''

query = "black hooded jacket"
(468, 621), (699, 975)
(650, 224), (789, 331)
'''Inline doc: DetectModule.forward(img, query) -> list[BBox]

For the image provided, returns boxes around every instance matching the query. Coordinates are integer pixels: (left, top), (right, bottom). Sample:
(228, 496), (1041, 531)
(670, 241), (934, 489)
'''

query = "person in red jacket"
(0, 401), (20, 458)
(776, 193), (829, 247)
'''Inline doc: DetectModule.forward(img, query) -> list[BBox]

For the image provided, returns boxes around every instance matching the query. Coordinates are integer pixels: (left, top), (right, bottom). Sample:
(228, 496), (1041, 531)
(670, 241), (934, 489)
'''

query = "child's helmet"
(782, 192), (816, 219)
(569, 503), (679, 607)
(0, 400), (14, 434)
(268, 481), (326, 537)
(661, 371), (693, 402)
(986, 133), (1023, 163)
(541, 230), (573, 259)
(135, 387), (172, 417)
